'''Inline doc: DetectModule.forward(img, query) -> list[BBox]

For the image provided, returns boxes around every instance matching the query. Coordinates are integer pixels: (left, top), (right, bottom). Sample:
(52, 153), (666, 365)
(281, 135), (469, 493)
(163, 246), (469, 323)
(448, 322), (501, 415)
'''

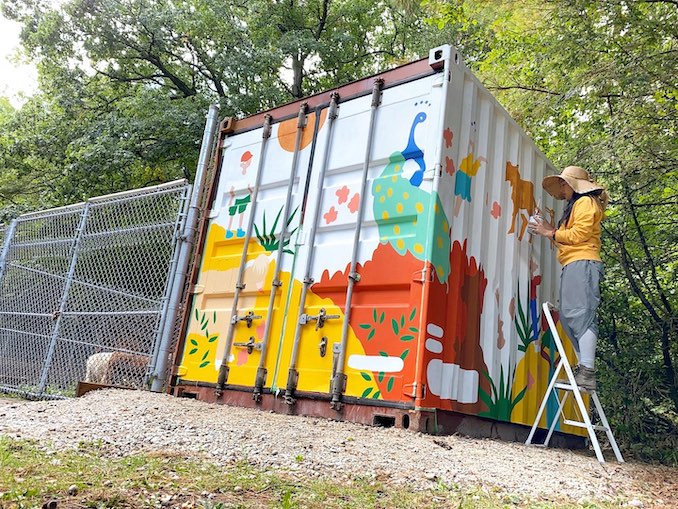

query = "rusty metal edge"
(168, 123), (225, 391)
(170, 383), (586, 448)
(228, 58), (436, 135)
(76, 381), (134, 397)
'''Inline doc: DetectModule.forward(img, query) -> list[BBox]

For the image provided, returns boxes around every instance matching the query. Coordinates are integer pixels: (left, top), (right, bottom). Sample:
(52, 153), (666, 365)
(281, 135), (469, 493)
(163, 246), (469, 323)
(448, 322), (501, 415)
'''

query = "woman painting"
(529, 166), (608, 391)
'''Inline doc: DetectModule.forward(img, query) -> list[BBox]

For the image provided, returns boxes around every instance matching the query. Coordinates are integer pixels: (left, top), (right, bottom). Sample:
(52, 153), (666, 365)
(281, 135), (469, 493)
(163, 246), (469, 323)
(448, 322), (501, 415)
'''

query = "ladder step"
(554, 382), (594, 392)
(563, 419), (609, 432)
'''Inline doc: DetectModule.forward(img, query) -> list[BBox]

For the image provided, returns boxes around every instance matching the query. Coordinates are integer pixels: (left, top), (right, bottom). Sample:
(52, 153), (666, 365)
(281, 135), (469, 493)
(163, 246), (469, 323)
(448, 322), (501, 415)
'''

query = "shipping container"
(171, 45), (588, 443)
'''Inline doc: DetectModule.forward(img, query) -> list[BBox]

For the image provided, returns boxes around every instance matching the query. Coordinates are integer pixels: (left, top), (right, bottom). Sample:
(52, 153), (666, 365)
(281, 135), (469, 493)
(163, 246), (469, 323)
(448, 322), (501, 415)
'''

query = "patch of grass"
(0, 436), (624, 508)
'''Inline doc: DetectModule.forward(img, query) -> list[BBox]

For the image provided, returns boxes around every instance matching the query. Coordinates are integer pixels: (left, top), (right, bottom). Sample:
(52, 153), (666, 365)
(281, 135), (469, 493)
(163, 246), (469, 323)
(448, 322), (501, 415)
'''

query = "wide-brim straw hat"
(542, 165), (605, 200)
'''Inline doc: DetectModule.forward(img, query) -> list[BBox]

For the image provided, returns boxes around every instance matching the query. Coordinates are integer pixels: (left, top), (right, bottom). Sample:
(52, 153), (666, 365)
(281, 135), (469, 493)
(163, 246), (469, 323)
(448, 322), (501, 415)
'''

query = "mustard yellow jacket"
(553, 196), (604, 267)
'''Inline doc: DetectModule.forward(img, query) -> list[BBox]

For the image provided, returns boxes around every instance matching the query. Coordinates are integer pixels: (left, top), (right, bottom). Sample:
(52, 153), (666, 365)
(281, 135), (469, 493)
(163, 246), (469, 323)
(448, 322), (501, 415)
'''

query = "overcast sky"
(0, 13), (39, 107)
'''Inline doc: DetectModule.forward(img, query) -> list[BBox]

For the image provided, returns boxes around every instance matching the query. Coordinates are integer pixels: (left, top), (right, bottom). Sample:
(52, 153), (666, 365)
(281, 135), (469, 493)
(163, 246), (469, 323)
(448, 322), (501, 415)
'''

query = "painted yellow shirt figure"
(553, 195), (603, 267)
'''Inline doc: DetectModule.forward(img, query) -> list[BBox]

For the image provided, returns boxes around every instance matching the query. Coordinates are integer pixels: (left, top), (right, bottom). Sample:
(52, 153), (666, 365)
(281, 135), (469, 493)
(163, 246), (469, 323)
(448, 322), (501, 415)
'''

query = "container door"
(177, 109), (324, 388)
(281, 75), (447, 405)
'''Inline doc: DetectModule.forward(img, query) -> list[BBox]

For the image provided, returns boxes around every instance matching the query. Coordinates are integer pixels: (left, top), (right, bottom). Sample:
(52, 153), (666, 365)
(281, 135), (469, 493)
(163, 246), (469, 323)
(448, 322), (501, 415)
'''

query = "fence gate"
(0, 181), (191, 398)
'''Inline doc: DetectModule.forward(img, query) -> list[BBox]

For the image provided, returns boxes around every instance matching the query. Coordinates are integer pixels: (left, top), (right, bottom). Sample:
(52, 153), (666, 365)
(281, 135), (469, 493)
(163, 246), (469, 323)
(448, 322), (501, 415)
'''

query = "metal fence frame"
(0, 105), (219, 400)
(0, 181), (191, 399)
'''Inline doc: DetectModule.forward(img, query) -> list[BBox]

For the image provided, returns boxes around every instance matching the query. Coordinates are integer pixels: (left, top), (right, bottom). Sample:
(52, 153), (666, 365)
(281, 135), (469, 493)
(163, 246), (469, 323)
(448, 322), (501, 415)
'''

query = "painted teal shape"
(403, 112), (427, 187)
(454, 171), (472, 201)
(545, 329), (561, 431)
(372, 152), (451, 282)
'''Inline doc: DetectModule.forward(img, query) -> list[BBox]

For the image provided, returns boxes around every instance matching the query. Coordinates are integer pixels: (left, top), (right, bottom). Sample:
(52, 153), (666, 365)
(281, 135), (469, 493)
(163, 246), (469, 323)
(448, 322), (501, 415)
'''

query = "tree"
(1, 0), (461, 212)
(431, 0), (677, 461)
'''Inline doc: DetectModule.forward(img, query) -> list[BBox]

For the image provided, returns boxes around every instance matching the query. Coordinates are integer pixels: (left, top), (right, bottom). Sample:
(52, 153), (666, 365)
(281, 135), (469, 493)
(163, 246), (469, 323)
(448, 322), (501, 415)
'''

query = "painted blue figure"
(403, 112), (427, 187)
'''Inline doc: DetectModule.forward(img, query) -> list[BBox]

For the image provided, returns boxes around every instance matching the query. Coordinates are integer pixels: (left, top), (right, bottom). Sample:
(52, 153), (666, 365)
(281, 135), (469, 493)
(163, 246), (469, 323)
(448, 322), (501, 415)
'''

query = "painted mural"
(177, 71), (586, 437)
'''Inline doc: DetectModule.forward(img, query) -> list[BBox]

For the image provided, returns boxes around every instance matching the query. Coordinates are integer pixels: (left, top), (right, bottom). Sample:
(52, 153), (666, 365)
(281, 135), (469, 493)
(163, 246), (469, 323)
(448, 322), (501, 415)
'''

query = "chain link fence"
(0, 181), (191, 399)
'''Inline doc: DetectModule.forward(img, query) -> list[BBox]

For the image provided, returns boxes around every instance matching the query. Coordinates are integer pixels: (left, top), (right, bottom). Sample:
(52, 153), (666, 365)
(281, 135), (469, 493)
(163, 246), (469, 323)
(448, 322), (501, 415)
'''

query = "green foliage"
(1, 0), (675, 466)
(428, 0), (677, 463)
(0, 0), (459, 213)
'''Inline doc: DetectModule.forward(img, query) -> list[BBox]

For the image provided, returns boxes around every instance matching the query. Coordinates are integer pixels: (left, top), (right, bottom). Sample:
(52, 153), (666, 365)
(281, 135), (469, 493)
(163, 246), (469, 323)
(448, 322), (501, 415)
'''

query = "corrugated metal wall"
(175, 45), (586, 436)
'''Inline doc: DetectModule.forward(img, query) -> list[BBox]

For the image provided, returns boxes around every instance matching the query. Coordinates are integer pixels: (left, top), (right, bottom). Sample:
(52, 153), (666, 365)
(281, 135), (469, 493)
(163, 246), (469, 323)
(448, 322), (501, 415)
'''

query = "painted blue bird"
(403, 112), (427, 187)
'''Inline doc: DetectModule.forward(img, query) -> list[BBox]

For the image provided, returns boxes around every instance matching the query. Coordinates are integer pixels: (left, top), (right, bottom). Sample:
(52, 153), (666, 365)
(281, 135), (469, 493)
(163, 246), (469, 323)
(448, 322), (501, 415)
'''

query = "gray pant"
(559, 260), (604, 352)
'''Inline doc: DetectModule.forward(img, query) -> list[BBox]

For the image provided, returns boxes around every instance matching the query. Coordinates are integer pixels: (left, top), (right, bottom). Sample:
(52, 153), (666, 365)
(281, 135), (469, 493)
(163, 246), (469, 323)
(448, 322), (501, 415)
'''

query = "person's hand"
(528, 207), (556, 238)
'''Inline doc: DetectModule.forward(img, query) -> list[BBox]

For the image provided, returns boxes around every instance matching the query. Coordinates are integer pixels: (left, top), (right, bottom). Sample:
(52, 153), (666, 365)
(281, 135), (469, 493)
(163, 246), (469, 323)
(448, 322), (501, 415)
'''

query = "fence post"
(0, 219), (18, 283)
(150, 104), (220, 392)
(146, 183), (192, 384)
(0, 219), (18, 369)
(37, 203), (90, 394)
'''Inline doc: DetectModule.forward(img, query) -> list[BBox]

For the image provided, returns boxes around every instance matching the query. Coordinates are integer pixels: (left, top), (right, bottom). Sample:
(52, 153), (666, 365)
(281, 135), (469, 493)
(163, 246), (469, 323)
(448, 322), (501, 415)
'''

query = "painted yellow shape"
(179, 223), (271, 383)
(511, 322), (588, 437)
(179, 222), (379, 399)
(460, 152), (482, 177)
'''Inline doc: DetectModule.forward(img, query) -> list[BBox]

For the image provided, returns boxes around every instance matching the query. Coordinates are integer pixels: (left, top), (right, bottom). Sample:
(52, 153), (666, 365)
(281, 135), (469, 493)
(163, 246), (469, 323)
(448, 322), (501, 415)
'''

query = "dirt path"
(0, 390), (676, 507)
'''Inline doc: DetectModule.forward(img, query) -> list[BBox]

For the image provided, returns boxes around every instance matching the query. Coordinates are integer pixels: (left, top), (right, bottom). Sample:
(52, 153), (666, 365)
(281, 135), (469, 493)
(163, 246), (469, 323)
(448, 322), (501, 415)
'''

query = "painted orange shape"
(336, 186), (349, 204)
(445, 156), (455, 175)
(277, 110), (328, 152)
(443, 127), (453, 148)
(323, 206), (338, 224)
(348, 193), (360, 213)
(491, 201), (501, 219)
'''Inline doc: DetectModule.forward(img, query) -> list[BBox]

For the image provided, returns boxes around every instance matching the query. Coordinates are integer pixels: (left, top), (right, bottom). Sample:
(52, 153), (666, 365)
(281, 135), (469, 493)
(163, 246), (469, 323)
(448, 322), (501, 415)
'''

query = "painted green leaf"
(199, 361), (210, 368)
(387, 377), (394, 392)
(409, 326), (418, 333)
(372, 391), (381, 399)
(400, 335), (414, 342)
(201, 350), (209, 361)
(378, 371), (385, 382)
(479, 387), (494, 410)
(213, 310), (217, 322)
(360, 372), (371, 381)
(391, 318), (399, 335)
(367, 329), (375, 340)
(409, 307), (416, 321)
(190, 339), (198, 346)
(194, 308), (199, 321)
(359, 323), (371, 329)
(200, 322), (208, 331)
(400, 349), (410, 360)
(361, 387), (373, 398)
(205, 329), (209, 338)
(208, 335), (218, 343)
(400, 315), (405, 328)
(379, 351), (388, 357)
(379, 311), (385, 323)
(373, 307), (377, 322)
(189, 348), (198, 355)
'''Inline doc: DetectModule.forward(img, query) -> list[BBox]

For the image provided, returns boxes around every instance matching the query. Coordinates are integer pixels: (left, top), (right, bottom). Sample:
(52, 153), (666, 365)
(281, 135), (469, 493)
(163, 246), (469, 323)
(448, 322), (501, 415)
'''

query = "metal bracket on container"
(220, 117), (235, 134)
(300, 308), (340, 330)
(231, 310), (262, 327)
(319, 336), (328, 357)
(189, 284), (205, 295)
(412, 268), (434, 283)
(233, 336), (262, 354)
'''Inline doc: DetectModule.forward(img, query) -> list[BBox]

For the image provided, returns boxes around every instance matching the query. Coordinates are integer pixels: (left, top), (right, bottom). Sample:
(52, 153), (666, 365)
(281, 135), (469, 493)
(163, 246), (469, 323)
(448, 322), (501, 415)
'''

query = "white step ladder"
(525, 302), (624, 463)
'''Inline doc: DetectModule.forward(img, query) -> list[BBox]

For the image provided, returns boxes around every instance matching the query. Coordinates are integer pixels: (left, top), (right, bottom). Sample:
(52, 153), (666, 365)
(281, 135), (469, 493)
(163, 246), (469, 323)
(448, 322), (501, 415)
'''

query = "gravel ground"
(0, 389), (676, 507)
